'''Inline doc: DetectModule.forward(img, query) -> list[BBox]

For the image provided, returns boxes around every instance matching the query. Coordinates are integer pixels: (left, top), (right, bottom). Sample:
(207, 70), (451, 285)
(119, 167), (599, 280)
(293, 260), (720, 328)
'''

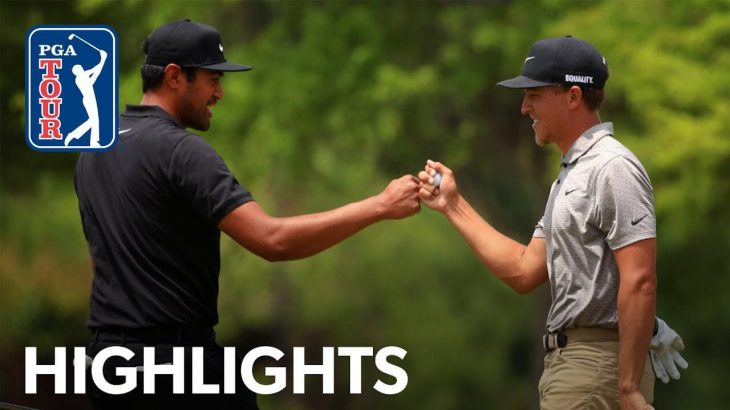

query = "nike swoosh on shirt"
(631, 215), (647, 226)
(565, 188), (579, 195)
(119, 128), (132, 134)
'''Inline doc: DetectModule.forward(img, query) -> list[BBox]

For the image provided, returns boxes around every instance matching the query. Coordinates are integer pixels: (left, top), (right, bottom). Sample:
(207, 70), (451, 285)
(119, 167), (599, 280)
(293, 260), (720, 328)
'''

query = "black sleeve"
(168, 134), (254, 225)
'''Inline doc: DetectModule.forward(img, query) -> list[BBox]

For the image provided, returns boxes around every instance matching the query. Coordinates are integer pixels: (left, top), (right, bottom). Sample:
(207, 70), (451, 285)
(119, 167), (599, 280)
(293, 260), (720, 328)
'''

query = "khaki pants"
(539, 337), (654, 409)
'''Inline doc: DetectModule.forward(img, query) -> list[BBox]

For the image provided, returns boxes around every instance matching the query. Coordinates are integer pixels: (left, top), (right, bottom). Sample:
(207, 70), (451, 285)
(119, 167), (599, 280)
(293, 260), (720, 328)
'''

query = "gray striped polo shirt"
(533, 122), (656, 333)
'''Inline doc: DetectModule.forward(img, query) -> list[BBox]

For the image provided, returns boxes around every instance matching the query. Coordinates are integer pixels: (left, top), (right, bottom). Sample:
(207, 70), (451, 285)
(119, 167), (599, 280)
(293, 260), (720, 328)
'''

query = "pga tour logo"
(25, 25), (118, 151)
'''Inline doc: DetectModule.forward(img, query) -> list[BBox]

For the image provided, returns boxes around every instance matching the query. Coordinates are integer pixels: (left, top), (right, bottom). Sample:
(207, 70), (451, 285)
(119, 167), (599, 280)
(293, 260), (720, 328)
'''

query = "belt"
(543, 327), (619, 352)
(92, 324), (215, 344)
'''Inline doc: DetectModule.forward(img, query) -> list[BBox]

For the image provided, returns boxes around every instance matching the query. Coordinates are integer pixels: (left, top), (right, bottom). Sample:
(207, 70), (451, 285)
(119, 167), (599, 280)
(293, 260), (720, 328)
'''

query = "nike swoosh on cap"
(119, 129), (132, 134)
(524, 56), (536, 63)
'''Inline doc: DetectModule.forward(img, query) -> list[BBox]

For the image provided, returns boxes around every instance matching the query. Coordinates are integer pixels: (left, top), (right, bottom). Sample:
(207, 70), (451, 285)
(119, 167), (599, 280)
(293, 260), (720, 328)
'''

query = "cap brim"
(199, 61), (252, 72)
(497, 75), (555, 89)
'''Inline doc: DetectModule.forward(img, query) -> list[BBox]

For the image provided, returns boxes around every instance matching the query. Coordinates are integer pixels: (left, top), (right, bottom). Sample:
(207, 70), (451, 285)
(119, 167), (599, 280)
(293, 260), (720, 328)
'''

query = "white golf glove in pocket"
(650, 317), (689, 383)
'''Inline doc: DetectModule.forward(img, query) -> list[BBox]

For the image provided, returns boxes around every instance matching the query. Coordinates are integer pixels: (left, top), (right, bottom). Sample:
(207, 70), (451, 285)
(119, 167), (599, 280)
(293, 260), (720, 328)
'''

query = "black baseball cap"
(143, 19), (251, 72)
(497, 35), (607, 89)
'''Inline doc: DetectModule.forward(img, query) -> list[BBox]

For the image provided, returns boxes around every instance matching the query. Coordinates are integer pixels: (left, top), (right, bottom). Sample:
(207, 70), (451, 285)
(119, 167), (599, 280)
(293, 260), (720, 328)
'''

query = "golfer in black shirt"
(75, 20), (420, 409)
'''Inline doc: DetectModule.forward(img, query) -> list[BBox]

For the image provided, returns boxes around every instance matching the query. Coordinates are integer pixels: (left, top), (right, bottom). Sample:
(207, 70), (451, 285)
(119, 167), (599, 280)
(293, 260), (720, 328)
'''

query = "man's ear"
(163, 64), (184, 90)
(567, 85), (583, 110)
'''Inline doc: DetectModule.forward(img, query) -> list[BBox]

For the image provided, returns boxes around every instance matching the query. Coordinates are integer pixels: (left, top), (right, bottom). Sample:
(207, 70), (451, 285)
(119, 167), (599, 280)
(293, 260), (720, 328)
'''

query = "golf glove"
(650, 317), (688, 383)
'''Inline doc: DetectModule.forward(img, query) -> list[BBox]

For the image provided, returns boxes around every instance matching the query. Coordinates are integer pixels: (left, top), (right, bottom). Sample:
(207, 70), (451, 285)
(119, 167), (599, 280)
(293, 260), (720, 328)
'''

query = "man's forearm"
(221, 175), (420, 261)
(266, 195), (387, 260)
(444, 194), (523, 272)
(617, 274), (656, 395)
(443, 194), (545, 293)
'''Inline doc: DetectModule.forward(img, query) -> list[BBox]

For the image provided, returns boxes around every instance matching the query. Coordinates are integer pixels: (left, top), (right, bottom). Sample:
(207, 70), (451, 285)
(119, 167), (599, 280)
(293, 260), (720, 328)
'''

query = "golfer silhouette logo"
(25, 25), (118, 152)
(65, 34), (107, 148)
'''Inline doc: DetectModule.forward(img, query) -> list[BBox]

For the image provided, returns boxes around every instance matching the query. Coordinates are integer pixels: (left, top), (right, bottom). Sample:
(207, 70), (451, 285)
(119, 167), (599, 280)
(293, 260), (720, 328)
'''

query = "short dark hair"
(140, 64), (197, 93)
(558, 85), (606, 111)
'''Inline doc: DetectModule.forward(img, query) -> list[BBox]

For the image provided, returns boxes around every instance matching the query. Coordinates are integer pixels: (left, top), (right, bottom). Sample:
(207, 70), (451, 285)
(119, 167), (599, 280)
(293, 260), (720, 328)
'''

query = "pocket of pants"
(539, 351), (558, 399)
(558, 343), (612, 371)
(543, 350), (558, 370)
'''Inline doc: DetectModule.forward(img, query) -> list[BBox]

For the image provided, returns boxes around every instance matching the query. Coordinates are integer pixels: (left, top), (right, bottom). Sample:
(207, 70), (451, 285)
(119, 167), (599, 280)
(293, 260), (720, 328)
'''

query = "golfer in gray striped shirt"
(418, 36), (686, 410)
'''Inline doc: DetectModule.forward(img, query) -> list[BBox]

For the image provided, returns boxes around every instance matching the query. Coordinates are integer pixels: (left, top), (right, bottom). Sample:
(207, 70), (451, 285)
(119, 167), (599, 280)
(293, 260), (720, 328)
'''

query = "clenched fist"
(376, 175), (421, 219)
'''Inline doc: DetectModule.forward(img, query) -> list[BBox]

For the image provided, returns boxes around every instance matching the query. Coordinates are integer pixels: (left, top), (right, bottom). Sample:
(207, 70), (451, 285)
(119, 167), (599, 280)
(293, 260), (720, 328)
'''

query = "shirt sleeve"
(591, 155), (656, 250)
(169, 134), (254, 225)
(533, 216), (546, 238)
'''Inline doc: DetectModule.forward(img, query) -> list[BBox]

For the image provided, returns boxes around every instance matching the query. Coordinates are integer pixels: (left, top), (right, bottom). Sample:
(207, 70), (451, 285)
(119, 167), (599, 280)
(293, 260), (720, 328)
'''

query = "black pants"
(86, 328), (258, 409)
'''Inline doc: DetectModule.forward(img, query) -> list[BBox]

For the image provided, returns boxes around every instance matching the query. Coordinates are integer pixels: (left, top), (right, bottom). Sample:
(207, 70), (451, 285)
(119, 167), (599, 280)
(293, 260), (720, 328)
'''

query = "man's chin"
(534, 133), (546, 147)
(189, 120), (210, 132)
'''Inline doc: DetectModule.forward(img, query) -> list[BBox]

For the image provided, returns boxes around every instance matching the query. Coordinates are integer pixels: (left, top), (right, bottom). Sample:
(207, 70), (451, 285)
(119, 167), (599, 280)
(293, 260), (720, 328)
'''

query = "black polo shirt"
(75, 105), (253, 329)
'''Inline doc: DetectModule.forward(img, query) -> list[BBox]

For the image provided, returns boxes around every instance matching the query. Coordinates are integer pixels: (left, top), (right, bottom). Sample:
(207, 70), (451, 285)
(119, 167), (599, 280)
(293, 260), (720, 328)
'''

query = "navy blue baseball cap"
(143, 19), (251, 72)
(498, 35), (607, 89)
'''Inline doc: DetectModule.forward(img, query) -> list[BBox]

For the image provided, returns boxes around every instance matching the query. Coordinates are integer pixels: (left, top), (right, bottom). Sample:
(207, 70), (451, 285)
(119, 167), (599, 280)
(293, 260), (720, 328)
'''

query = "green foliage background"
(1, 0), (729, 408)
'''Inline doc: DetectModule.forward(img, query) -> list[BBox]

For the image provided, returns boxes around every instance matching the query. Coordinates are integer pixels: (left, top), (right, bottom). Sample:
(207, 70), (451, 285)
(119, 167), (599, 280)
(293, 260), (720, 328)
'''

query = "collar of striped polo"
(560, 122), (614, 167)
